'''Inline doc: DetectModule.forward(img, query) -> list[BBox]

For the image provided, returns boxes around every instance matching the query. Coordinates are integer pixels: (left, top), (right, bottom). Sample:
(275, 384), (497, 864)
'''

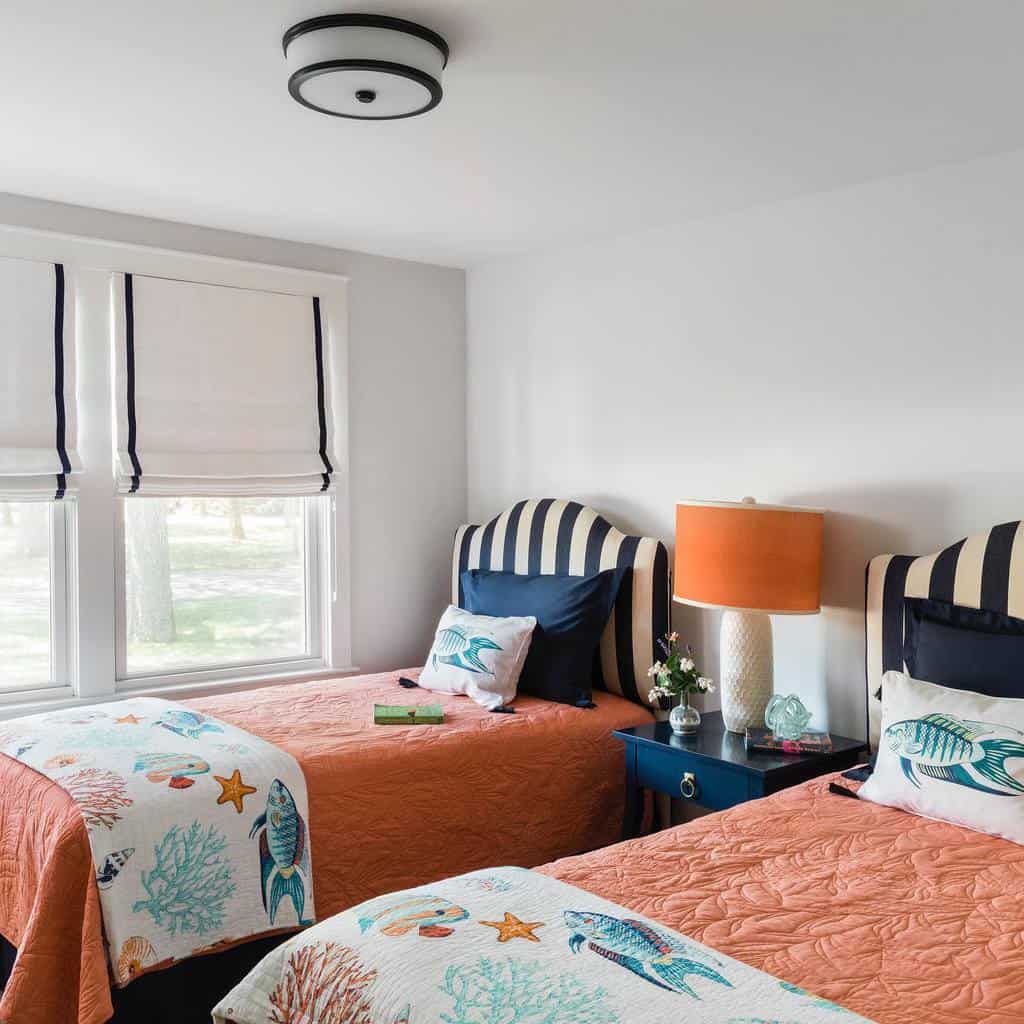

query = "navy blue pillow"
(460, 568), (630, 707)
(903, 597), (1024, 698)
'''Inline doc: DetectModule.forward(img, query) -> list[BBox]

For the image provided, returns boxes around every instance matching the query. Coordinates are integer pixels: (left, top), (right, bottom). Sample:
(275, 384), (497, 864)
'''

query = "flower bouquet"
(647, 632), (714, 736)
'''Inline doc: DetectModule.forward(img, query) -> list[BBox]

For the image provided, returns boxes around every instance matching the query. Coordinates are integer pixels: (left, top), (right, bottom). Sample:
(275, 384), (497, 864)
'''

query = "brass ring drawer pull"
(679, 772), (698, 800)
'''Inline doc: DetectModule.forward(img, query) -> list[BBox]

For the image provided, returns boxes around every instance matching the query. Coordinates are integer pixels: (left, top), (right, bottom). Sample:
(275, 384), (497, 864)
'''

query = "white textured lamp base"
(720, 609), (773, 733)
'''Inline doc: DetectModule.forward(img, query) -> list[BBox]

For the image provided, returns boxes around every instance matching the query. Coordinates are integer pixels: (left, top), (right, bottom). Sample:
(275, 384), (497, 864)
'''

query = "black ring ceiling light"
(283, 14), (450, 120)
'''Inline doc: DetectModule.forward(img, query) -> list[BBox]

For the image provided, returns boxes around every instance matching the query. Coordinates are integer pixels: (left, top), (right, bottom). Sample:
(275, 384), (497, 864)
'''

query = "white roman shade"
(0, 256), (79, 500)
(111, 273), (338, 496)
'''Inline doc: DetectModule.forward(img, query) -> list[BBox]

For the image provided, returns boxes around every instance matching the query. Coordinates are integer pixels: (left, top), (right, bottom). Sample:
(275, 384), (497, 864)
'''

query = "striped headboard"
(865, 520), (1024, 747)
(452, 500), (670, 706)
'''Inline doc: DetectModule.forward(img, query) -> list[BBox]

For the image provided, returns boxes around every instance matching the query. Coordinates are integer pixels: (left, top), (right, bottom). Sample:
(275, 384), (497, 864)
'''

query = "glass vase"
(669, 696), (701, 737)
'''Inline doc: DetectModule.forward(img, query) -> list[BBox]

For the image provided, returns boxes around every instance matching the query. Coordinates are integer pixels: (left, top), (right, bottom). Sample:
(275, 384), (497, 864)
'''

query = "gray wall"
(0, 193), (466, 675)
(466, 148), (1024, 740)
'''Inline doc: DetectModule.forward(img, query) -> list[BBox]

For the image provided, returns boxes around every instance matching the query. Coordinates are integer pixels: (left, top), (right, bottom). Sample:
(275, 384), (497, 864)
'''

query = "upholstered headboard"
(451, 500), (670, 706)
(865, 520), (1024, 747)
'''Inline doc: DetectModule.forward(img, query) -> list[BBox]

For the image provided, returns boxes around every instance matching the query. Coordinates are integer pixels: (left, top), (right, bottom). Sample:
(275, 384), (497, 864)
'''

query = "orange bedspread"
(541, 774), (1024, 1024)
(0, 669), (651, 1024)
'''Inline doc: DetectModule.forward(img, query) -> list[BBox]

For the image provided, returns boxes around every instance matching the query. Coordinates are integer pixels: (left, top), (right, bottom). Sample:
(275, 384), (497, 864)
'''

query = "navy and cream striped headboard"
(866, 520), (1024, 746)
(452, 500), (670, 706)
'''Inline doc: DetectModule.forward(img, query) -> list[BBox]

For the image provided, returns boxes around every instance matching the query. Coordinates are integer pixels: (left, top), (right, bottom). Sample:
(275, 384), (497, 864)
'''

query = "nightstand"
(614, 710), (869, 839)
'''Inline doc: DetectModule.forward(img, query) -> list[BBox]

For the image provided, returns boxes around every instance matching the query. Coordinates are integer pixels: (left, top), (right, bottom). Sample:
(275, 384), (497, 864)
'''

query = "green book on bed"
(373, 703), (445, 725)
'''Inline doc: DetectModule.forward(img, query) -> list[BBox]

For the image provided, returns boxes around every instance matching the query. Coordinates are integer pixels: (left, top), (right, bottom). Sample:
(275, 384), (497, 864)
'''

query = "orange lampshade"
(674, 499), (824, 614)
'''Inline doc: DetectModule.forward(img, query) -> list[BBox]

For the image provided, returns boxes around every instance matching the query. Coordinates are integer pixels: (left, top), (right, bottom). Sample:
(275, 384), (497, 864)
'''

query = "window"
(0, 245), (348, 708)
(118, 497), (328, 682)
(0, 501), (71, 694)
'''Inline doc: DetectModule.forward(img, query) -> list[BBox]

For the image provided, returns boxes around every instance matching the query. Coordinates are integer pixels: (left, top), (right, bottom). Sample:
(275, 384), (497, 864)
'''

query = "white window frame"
(0, 223), (353, 718)
(0, 500), (78, 705)
(113, 496), (333, 692)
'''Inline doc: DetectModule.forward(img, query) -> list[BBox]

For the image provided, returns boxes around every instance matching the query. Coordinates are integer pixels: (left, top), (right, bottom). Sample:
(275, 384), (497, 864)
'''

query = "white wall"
(467, 148), (1024, 741)
(0, 193), (466, 680)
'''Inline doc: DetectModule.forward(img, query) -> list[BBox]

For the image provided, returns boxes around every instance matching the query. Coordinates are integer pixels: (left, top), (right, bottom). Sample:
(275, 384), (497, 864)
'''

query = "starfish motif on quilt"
(214, 768), (258, 813)
(115, 713), (142, 725)
(479, 911), (545, 942)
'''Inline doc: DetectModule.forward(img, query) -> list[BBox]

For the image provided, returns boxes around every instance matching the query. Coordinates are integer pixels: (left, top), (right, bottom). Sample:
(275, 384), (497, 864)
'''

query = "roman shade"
(0, 256), (79, 500)
(111, 273), (338, 496)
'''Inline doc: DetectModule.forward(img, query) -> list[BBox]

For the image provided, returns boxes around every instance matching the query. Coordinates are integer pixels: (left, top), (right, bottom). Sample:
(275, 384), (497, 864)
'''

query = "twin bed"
(2, 505), (1023, 1023)
(0, 500), (664, 1024)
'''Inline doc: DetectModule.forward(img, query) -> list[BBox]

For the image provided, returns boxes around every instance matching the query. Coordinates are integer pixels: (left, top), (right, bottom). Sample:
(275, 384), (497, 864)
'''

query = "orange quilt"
(541, 774), (1024, 1024)
(0, 669), (651, 1024)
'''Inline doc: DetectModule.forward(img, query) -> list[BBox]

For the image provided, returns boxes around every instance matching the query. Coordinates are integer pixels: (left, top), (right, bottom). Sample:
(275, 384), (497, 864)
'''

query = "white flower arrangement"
(646, 633), (713, 708)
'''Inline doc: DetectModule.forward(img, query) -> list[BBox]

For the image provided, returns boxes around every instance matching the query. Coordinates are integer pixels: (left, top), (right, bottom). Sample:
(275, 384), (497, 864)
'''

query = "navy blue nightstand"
(615, 711), (868, 839)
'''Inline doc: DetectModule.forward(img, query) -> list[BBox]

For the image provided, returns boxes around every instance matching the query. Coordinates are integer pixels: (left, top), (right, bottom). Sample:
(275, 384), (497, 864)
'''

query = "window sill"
(0, 665), (360, 721)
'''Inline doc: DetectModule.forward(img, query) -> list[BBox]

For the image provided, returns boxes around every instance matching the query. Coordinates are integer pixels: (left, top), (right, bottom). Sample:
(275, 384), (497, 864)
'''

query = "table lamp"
(673, 497), (824, 733)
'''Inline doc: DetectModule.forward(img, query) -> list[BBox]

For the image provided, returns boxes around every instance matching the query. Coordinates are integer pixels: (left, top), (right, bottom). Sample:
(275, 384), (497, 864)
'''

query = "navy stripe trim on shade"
(123, 274), (142, 494)
(456, 524), (479, 607)
(554, 502), (583, 575)
(928, 538), (965, 603)
(501, 500), (528, 570)
(527, 498), (556, 575)
(981, 522), (1020, 614)
(613, 536), (642, 702)
(881, 555), (915, 673)
(53, 263), (69, 499)
(312, 296), (332, 492)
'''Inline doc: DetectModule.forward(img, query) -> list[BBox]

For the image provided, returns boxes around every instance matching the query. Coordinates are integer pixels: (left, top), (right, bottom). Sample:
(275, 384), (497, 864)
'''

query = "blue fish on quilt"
(885, 713), (1024, 796)
(357, 894), (470, 938)
(133, 751), (211, 789)
(153, 709), (224, 742)
(96, 848), (134, 889)
(430, 625), (502, 675)
(250, 779), (312, 926)
(564, 910), (732, 997)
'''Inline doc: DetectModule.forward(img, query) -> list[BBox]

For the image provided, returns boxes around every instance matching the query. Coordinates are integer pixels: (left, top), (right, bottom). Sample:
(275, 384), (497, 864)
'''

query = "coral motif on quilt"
(212, 867), (874, 1024)
(0, 696), (314, 986)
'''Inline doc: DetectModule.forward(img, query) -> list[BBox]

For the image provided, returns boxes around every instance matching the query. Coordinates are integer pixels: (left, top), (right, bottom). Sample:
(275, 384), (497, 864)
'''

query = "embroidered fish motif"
(249, 779), (312, 926)
(132, 752), (211, 788)
(152, 709), (224, 742)
(430, 625), (502, 675)
(564, 910), (732, 997)
(357, 894), (469, 938)
(96, 848), (135, 889)
(885, 713), (1024, 795)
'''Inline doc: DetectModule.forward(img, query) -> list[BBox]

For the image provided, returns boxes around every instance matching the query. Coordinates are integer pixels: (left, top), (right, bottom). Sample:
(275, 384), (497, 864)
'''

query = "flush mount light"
(283, 13), (449, 120)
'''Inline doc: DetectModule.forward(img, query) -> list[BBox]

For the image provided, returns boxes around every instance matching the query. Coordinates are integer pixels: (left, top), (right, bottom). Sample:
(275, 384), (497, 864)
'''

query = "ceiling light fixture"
(282, 13), (449, 121)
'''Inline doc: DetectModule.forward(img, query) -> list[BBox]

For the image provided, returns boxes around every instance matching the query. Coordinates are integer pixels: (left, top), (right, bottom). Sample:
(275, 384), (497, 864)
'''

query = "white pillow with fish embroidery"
(418, 605), (536, 710)
(860, 670), (1024, 844)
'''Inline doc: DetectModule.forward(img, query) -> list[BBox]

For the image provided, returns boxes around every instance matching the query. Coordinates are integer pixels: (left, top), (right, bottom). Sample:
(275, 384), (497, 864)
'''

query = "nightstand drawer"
(635, 744), (752, 811)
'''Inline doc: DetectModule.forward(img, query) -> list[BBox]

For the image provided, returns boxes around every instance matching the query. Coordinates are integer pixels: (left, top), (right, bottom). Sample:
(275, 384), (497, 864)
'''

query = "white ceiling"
(2, 1), (1024, 267)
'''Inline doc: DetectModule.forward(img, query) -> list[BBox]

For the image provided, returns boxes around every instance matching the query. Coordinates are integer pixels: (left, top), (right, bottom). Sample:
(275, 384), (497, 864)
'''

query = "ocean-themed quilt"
(0, 696), (314, 985)
(213, 866), (875, 1024)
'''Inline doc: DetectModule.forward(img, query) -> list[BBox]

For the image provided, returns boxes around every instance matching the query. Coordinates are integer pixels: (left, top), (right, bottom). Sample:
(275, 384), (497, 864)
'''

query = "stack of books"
(745, 727), (833, 754)
(373, 704), (445, 726)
